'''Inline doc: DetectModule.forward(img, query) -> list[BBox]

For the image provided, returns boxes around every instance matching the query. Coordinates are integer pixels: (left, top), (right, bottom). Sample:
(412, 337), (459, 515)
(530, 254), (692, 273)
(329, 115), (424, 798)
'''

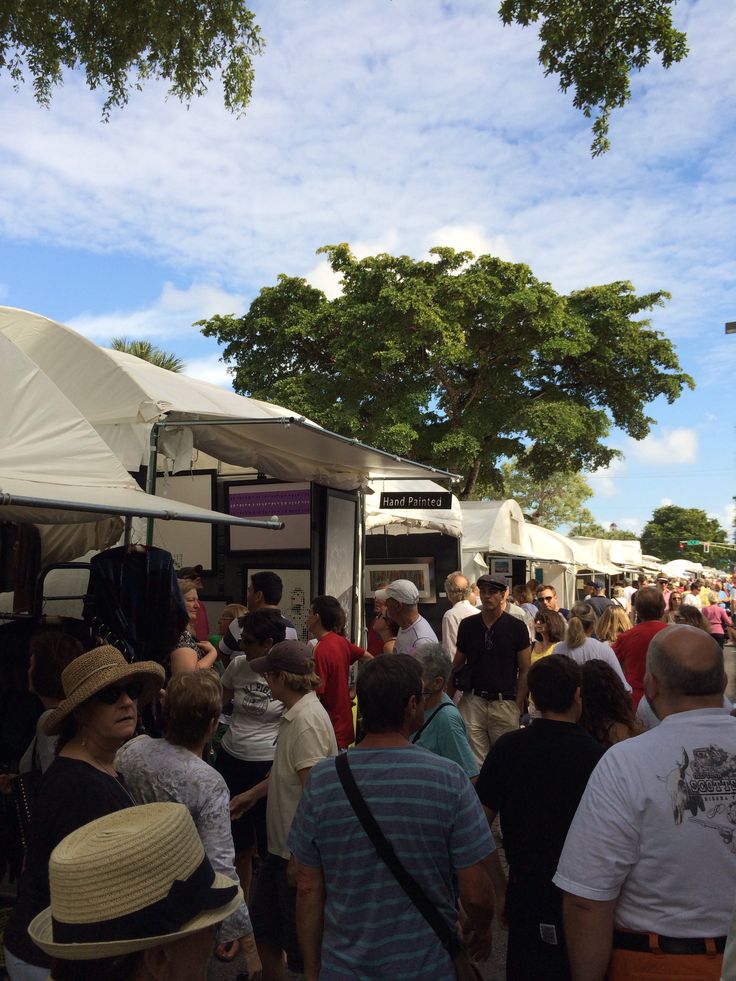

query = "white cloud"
(183, 354), (235, 389)
(660, 497), (673, 506)
(423, 224), (514, 261)
(66, 282), (246, 344)
(588, 457), (627, 498)
(628, 428), (698, 465)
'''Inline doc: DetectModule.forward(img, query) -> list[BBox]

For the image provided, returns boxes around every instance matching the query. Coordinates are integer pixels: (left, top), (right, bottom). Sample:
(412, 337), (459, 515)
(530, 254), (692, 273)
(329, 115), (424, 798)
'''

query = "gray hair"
(647, 624), (724, 696)
(445, 572), (471, 600)
(415, 642), (453, 684)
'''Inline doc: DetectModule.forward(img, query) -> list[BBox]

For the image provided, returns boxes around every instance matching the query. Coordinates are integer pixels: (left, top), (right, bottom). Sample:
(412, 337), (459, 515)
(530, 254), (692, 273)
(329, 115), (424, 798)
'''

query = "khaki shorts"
(458, 693), (520, 765)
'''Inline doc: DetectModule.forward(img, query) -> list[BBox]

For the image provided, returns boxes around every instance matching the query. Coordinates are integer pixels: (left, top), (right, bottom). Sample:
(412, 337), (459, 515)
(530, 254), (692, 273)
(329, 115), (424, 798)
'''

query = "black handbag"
(335, 752), (483, 980)
(12, 737), (42, 857)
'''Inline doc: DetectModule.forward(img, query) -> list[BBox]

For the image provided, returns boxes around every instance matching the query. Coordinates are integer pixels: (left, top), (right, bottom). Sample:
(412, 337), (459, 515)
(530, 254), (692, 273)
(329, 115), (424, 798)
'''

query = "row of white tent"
(367, 488), (713, 608)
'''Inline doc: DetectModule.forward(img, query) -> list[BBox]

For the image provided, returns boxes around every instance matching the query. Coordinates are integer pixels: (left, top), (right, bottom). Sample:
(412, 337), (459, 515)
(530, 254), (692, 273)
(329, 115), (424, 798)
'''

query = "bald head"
(646, 624), (725, 700)
(445, 572), (471, 601)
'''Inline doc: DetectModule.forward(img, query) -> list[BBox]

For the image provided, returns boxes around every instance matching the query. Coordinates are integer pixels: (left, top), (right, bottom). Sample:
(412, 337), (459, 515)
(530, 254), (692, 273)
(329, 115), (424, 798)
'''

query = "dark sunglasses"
(95, 680), (144, 705)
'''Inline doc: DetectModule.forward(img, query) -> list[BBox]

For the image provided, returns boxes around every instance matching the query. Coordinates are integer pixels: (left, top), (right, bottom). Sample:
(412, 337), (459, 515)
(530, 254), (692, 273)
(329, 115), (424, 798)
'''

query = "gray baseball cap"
(249, 640), (313, 676)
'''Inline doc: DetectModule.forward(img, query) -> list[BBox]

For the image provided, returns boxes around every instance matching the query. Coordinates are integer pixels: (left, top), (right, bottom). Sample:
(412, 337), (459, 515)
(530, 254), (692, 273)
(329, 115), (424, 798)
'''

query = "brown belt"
(612, 929), (726, 955)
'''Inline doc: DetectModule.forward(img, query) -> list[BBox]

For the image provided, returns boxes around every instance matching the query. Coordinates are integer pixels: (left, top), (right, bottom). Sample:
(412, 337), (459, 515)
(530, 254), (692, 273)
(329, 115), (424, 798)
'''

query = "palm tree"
(109, 337), (185, 372)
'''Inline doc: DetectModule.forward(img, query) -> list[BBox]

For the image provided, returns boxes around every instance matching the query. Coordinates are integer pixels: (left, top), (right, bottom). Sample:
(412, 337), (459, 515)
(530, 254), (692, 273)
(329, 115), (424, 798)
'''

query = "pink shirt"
(703, 604), (732, 636)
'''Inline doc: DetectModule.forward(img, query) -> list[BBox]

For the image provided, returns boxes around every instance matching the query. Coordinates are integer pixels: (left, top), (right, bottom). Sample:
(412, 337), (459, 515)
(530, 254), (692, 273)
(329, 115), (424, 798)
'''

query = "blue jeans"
(4, 948), (49, 981)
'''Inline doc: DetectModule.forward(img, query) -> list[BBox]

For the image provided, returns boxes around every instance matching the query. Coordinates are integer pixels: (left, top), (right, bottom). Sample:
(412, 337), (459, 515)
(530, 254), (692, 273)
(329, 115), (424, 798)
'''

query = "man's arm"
(480, 806), (508, 910)
(448, 645), (466, 697)
(456, 857), (495, 960)
(515, 645), (531, 710)
(294, 861), (326, 981)
(562, 892), (616, 981)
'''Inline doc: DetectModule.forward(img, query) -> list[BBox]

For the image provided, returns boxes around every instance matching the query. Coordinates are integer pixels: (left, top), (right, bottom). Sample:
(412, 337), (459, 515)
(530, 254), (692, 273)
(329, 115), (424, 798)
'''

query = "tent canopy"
(460, 501), (535, 559)
(0, 333), (281, 532)
(366, 480), (462, 537)
(0, 307), (455, 490)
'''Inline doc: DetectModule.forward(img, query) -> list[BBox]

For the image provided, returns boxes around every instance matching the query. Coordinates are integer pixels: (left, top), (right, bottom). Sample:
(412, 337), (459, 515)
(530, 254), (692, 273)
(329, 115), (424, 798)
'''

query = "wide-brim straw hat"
(29, 802), (242, 959)
(43, 644), (165, 736)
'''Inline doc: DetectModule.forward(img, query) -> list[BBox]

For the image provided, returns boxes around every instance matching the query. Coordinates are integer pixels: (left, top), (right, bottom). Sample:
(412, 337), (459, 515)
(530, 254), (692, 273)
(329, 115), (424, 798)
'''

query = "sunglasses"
(95, 680), (144, 705)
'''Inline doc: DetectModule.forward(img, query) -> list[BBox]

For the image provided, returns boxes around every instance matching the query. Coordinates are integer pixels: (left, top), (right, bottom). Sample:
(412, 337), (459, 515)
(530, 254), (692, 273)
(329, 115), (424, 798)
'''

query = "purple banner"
(229, 486), (311, 518)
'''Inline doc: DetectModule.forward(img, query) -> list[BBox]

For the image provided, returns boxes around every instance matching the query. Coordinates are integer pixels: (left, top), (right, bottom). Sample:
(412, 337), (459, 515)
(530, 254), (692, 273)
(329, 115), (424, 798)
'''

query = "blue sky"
(1, 0), (734, 536)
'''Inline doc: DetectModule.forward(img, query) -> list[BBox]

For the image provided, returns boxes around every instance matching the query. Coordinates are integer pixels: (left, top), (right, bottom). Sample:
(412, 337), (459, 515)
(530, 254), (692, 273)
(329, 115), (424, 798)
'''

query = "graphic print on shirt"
(660, 744), (736, 849)
(239, 682), (275, 715)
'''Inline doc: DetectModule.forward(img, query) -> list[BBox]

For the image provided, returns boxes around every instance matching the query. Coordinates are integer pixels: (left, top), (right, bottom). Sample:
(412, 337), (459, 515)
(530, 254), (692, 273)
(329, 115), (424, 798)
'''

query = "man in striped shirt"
(288, 655), (496, 980)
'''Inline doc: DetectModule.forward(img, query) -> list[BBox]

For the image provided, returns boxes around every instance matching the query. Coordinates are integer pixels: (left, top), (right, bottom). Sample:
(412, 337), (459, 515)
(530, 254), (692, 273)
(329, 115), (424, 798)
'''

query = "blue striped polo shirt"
(288, 745), (494, 980)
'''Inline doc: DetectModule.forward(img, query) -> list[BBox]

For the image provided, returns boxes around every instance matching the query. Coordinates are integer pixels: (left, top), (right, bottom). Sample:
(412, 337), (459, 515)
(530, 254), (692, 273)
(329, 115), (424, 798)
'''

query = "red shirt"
(613, 621), (668, 708)
(313, 632), (365, 748)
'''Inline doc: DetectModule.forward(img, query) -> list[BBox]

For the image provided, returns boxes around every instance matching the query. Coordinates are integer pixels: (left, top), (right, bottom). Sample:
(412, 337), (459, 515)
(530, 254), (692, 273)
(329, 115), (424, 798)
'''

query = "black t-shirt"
(4, 756), (133, 965)
(456, 611), (530, 693)
(476, 719), (604, 879)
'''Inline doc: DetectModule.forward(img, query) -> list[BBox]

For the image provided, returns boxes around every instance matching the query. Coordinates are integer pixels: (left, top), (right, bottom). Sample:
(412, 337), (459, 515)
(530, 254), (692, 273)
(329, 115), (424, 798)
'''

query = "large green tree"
(110, 337), (184, 372)
(200, 244), (693, 499)
(641, 505), (730, 563)
(0, 0), (263, 116)
(476, 458), (593, 529)
(500, 0), (688, 155)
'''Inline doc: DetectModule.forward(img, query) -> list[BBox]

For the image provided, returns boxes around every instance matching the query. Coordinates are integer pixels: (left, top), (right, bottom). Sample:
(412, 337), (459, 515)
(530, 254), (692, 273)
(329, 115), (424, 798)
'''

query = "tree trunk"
(461, 459), (482, 500)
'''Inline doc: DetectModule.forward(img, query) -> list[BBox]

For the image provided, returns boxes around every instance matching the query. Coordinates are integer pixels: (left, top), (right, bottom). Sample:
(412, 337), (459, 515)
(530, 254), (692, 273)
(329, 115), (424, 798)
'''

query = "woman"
(512, 584), (538, 621)
(116, 671), (261, 978)
(665, 590), (683, 620)
(215, 609), (286, 901)
(554, 602), (632, 694)
(702, 590), (732, 649)
(596, 606), (633, 646)
(169, 579), (218, 675)
(3, 645), (163, 980)
(211, 603), (248, 660)
(531, 609), (567, 664)
(580, 659), (642, 749)
(674, 604), (712, 632)
(29, 802), (242, 981)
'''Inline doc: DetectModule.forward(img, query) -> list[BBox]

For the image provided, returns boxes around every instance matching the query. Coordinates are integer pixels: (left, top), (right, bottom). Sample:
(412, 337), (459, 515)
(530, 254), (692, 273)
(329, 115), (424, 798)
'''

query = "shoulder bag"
(335, 752), (483, 981)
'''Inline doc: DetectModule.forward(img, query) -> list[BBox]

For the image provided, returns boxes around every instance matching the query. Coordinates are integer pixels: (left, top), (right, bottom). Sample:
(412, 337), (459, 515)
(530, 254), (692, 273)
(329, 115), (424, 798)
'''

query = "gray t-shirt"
(220, 655), (284, 761)
(394, 615), (438, 655)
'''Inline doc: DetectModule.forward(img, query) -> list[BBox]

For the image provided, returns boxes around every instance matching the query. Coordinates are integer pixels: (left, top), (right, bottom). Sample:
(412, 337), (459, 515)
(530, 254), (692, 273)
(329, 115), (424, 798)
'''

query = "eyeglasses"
(95, 680), (143, 705)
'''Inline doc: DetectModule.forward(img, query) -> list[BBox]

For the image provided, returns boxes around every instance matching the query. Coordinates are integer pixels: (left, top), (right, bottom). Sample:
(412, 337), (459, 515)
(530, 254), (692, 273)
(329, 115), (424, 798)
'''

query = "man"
(451, 575), (531, 764)
(656, 575), (671, 607)
(366, 583), (389, 655)
(385, 579), (438, 655)
(682, 580), (703, 609)
(555, 625), (736, 981)
(219, 570), (298, 663)
(231, 640), (337, 980)
(413, 642), (479, 780)
(586, 581), (614, 617)
(441, 571), (478, 654)
(476, 655), (604, 980)
(28, 802), (243, 981)
(612, 585), (667, 708)
(536, 583), (569, 620)
(288, 655), (496, 980)
(309, 594), (372, 749)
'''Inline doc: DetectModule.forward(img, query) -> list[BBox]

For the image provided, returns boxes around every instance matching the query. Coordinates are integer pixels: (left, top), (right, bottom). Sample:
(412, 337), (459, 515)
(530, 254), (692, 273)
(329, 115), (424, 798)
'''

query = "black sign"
(380, 491), (452, 510)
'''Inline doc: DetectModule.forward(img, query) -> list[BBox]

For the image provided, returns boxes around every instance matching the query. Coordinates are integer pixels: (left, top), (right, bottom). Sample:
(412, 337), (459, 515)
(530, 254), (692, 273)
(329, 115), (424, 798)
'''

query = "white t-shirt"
(554, 637), (632, 692)
(394, 615), (438, 656)
(442, 600), (478, 654)
(554, 708), (736, 936)
(682, 592), (703, 609)
(220, 655), (284, 761)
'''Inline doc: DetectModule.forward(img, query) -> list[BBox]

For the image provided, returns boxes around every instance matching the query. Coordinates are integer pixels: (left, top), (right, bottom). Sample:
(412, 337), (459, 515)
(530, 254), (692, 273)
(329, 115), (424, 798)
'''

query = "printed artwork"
(661, 744), (736, 850)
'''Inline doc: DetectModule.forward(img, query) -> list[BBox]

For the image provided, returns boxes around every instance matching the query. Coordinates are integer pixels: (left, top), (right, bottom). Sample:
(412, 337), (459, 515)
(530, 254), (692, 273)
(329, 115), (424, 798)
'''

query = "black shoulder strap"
(411, 701), (453, 743)
(334, 752), (457, 952)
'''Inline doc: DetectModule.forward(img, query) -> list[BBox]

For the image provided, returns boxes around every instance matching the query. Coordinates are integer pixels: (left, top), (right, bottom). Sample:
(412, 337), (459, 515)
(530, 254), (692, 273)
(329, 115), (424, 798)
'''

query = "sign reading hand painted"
(380, 491), (452, 510)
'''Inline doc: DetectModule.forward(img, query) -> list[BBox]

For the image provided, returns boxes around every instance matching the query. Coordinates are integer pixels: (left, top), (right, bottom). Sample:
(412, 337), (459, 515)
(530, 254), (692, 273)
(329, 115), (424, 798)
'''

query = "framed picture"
(148, 470), (217, 572)
(364, 558), (437, 603)
(227, 481), (311, 552)
(491, 557), (511, 577)
(248, 566), (311, 642)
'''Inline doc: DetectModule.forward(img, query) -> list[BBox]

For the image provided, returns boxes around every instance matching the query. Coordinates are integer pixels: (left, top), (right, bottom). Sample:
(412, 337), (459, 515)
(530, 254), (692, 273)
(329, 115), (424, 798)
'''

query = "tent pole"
(145, 424), (160, 546)
(356, 487), (366, 645)
(123, 516), (133, 547)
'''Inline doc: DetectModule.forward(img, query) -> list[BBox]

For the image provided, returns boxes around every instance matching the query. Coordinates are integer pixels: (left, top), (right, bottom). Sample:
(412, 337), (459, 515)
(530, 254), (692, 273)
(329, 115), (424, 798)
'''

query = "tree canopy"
(640, 505), (730, 563)
(476, 457), (593, 529)
(0, 0), (263, 116)
(200, 244), (693, 499)
(110, 337), (184, 372)
(500, 0), (688, 155)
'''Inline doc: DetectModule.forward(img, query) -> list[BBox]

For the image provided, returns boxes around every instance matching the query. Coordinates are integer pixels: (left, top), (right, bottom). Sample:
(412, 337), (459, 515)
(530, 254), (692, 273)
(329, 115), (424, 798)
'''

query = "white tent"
(366, 480), (462, 537)
(0, 333), (281, 534)
(0, 307), (451, 490)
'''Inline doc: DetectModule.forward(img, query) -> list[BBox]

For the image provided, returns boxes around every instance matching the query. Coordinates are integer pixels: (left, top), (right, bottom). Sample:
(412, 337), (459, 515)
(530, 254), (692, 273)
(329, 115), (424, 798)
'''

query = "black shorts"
(215, 746), (271, 856)
(250, 853), (303, 973)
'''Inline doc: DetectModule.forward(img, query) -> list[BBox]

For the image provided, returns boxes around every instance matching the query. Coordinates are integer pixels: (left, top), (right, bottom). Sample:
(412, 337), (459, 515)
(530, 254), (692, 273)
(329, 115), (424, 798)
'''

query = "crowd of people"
(2, 565), (736, 981)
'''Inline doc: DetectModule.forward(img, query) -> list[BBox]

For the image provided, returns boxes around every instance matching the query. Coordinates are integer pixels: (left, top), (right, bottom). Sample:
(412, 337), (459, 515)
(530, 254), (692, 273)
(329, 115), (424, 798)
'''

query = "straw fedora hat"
(43, 645), (165, 736)
(29, 802), (242, 959)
